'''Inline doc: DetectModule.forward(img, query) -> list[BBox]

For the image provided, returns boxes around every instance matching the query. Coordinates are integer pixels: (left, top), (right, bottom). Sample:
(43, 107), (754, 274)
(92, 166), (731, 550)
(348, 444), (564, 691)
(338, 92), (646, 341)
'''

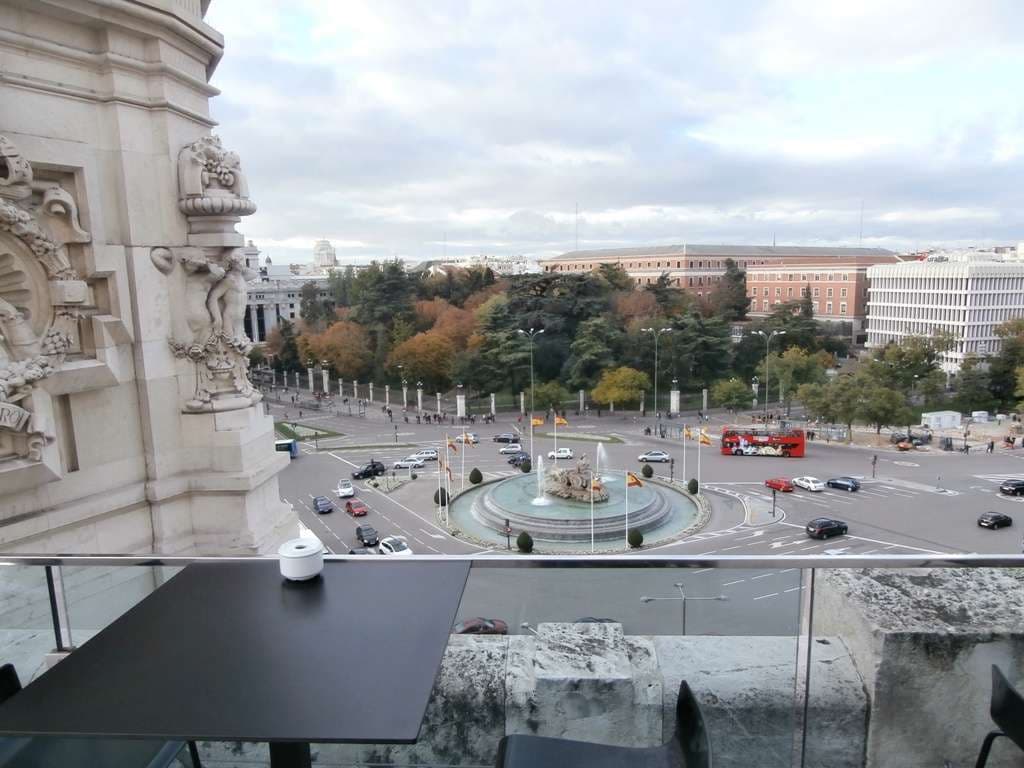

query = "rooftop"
(543, 244), (897, 261)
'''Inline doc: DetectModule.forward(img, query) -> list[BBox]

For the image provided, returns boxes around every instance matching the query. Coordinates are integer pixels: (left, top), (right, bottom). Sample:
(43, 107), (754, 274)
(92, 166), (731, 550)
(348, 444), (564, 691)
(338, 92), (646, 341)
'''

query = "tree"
(687, 478), (698, 494)
(612, 291), (659, 324)
(433, 488), (449, 506)
(591, 367), (650, 407)
(388, 331), (456, 390)
(756, 347), (828, 415)
(597, 263), (634, 291)
(951, 356), (997, 414)
(516, 531), (534, 553)
(858, 382), (912, 434)
(671, 313), (733, 389)
(644, 273), (688, 315)
(520, 459), (532, 473)
(297, 320), (373, 380)
(563, 318), (621, 389)
(712, 378), (751, 413)
(707, 258), (749, 321)
(533, 381), (571, 413)
(1014, 365), (1024, 411)
(830, 376), (863, 441)
(990, 320), (1024, 409)
(627, 528), (643, 548)
(299, 282), (330, 329)
(248, 346), (266, 368)
(641, 463), (654, 478)
(469, 467), (483, 485)
(264, 319), (301, 371)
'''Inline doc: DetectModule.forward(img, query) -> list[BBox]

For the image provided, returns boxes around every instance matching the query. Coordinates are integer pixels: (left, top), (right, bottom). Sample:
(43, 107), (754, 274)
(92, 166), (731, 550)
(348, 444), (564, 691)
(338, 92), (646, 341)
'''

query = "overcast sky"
(206, 1), (1024, 265)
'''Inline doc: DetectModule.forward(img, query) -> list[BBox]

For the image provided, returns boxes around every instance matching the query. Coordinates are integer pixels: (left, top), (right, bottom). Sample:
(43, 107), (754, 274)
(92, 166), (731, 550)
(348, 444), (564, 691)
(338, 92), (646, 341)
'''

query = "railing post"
(791, 567), (815, 768)
(44, 565), (73, 652)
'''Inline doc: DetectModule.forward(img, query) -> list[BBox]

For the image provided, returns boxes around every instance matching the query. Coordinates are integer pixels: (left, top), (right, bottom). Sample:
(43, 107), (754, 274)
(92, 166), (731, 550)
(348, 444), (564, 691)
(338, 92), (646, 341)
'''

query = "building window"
(775, 287), (781, 297)
(814, 274), (820, 281)
(763, 288), (769, 297)
(813, 287), (820, 297)
(763, 300), (769, 311)
(840, 302), (847, 315)
(787, 287), (793, 297)
(827, 288), (833, 298)
(826, 302), (833, 314)
(290, 312), (295, 318)
(840, 288), (847, 298)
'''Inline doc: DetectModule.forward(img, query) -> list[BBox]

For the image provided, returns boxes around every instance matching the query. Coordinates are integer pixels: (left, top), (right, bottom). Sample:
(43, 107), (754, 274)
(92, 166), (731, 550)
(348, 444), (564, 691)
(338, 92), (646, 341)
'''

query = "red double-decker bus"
(720, 426), (806, 458)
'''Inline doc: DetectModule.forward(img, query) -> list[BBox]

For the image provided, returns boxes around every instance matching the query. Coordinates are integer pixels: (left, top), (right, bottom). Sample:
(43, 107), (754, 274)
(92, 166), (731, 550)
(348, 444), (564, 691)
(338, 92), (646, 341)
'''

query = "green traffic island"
(364, 474), (416, 494)
(316, 443), (418, 452)
(274, 421), (342, 440)
(531, 431), (623, 444)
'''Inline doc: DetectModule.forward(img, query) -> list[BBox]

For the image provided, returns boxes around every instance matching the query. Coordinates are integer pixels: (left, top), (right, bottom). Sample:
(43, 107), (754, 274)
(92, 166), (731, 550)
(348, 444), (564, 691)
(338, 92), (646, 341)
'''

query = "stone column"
(338, 380), (344, 397)
(352, 380), (358, 400)
(306, 366), (314, 392)
(368, 382), (374, 403)
(640, 392), (645, 415)
(490, 393), (496, 416)
(456, 389), (466, 418)
(579, 389), (585, 412)
(436, 392), (442, 415)
(417, 387), (424, 412)
(294, 371), (300, 389)
(272, 370), (277, 387)
(520, 392), (525, 415)
(402, 382), (409, 408)
(385, 385), (390, 408)
(670, 386), (680, 415)
(321, 368), (329, 394)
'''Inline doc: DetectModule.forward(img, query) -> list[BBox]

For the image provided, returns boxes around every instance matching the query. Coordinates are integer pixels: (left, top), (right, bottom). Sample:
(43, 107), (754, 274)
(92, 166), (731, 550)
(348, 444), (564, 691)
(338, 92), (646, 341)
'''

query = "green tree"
(469, 467), (483, 485)
(671, 313), (733, 389)
(563, 317), (621, 389)
(627, 528), (643, 548)
(756, 347), (828, 415)
(951, 355), (997, 414)
(644, 274), (688, 316)
(641, 463), (654, 478)
(591, 367), (650, 407)
(533, 381), (571, 412)
(712, 378), (751, 413)
(597, 263), (634, 291)
(707, 258), (749, 321)
(858, 382), (912, 434)
(989, 320), (1024, 409)
(299, 282), (328, 329)
(796, 382), (835, 424)
(516, 531), (534, 553)
(265, 318), (301, 372)
(1014, 365), (1024, 411)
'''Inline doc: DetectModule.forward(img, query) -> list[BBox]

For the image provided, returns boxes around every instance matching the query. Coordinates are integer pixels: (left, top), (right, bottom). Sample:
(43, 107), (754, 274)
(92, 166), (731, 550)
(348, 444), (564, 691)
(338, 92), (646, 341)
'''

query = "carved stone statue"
(177, 135), (255, 219)
(544, 454), (609, 502)
(206, 249), (255, 341)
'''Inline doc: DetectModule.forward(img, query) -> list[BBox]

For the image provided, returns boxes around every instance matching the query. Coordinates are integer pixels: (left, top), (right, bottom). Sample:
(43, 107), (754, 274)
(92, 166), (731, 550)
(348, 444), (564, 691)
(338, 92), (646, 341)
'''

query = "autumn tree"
(388, 331), (456, 390)
(591, 367), (650, 408)
(264, 319), (301, 371)
(297, 320), (373, 380)
(532, 381), (572, 413)
(756, 347), (829, 415)
(712, 378), (751, 413)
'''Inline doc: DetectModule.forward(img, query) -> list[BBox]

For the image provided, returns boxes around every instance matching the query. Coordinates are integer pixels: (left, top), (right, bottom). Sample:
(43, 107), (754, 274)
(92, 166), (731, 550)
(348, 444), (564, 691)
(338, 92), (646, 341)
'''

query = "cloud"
(205, 1), (1024, 263)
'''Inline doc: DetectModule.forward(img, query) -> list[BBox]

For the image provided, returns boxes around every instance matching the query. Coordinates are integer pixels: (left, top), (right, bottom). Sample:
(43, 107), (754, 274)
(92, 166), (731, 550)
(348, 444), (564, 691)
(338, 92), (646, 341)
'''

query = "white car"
(455, 432), (479, 444)
(548, 447), (574, 460)
(410, 448), (438, 462)
(793, 476), (826, 492)
(393, 457), (425, 470)
(335, 479), (355, 498)
(638, 450), (671, 463)
(378, 536), (413, 556)
(499, 443), (524, 454)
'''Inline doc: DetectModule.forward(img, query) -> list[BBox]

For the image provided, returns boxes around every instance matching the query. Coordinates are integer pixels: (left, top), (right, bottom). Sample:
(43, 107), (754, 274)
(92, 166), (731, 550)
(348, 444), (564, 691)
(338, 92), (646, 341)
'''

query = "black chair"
(0, 663), (201, 768)
(970, 665), (1024, 768)
(496, 680), (711, 768)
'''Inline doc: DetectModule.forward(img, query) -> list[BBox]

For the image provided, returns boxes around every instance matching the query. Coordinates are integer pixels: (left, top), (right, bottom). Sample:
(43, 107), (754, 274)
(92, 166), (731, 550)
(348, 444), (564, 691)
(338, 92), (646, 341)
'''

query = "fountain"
(532, 455), (552, 506)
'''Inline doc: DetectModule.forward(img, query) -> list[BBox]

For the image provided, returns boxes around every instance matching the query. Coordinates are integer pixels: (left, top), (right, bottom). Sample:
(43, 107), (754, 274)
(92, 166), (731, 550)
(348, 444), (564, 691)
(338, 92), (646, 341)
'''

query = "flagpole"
(590, 476), (595, 554)
(553, 414), (557, 458)
(461, 432), (465, 494)
(682, 423), (687, 484)
(437, 448), (443, 523)
(445, 434), (452, 526)
(624, 470), (629, 548)
(697, 427), (702, 489)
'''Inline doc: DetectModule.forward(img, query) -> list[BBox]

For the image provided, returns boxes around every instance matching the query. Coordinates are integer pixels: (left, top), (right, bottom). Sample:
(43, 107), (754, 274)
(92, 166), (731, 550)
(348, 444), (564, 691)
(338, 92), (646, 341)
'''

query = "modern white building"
(422, 254), (539, 276)
(245, 272), (330, 342)
(312, 239), (338, 269)
(866, 257), (1024, 372)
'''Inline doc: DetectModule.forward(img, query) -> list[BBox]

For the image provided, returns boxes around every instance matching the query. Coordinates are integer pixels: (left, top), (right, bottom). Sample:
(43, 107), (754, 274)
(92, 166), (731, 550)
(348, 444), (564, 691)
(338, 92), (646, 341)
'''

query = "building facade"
(866, 258), (1024, 372)
(745, 255), (903, 336)
(540, 245), (895, 301)
(244, 273), (330, 342)
(0, 0), (295, 554)
(312, 239), (338, 269)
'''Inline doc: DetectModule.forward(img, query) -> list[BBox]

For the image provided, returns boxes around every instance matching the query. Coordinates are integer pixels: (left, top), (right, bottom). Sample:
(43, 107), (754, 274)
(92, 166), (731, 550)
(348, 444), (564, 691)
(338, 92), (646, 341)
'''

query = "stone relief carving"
(544, 455), (609, 502)
(0, 135), (89, 465)
(158, 134), (261, 413)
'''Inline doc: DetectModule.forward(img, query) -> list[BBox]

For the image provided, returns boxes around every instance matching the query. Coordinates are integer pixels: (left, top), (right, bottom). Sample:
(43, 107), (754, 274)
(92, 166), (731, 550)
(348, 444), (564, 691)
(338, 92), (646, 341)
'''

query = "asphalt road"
(273, 401), (1024, 634)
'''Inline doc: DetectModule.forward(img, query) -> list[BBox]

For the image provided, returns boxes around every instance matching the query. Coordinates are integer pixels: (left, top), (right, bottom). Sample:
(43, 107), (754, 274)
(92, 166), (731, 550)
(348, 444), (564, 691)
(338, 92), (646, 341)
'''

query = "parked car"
(378, 536), (412, 556)
(452, 617), (509, 635)
(805, 518), (848, 539)
(345, 499), (369, 517)
(393, 457), (425, 470)
(493, 433), (518, 443)
(508, 452), (531, 466)
(499, 443), (524, 454)
(826, 477), (861, 492)
(456, 432), (479, 444)
(896, 441), (916, 451)
(638, 450), (671, 463)
(355, 525), (380, 547)
(335, 479), (355, 498)
(792, 476), (826, 492)
(548, 447), (574, 460)
(351, 460), (386, 480)
(978, 512), (1013, 529)
(312, 495), (334, 514)
(410, 448), (438, 462)
(999, 479), (1024, 496)
(764, 478), (794, 492)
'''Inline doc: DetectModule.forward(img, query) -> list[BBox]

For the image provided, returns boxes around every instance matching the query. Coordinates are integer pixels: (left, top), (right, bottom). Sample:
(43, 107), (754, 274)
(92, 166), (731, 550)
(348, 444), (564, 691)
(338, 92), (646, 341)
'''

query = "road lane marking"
(784, 586), (804, 593)
(751, 573), (774, 580)
(722, 579), (746, 586)
(753, 593), (779, 600)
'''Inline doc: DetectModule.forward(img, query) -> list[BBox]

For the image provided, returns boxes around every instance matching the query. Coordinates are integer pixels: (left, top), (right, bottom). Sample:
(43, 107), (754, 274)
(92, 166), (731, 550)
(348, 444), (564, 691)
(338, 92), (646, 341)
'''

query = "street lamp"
(639, 582), (727, 635)
(321, 359), (329, 396)
(517, 328), (545, 460)
(402, 377), (408, 409)
(753, 330), (786, 422)
(641, 327), (673, 420)
(306, 358), (314, 394)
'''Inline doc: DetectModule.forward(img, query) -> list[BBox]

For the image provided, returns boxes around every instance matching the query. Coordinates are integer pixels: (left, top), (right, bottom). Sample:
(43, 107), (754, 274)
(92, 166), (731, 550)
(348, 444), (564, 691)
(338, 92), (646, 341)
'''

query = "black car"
(806, 518), (848, 539)
(508, 451), (530, 466)
(826, 477), (861, 492)
(493, 433), (517, 443)
(351, 460), (386, 480)
(978, 512), (1013, 529)
(355, 525), (380, 547)
(312, 495), (334, 514)
(999, 479), (1024, 496)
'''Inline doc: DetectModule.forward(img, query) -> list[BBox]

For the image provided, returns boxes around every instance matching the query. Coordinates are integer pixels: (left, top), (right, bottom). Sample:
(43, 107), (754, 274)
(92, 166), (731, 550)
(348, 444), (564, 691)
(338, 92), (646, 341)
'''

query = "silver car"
(393, 457), (425, 470)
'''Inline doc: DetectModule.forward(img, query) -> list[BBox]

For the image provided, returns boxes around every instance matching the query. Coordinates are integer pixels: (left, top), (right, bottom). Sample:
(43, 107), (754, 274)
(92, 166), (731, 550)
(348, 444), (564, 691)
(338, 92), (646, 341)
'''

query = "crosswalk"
(709, 479), (929, 512)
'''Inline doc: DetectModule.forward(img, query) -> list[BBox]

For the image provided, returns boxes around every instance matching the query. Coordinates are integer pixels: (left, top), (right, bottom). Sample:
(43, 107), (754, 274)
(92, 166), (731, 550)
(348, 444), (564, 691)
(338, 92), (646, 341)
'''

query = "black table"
(0, 560), (471, 767)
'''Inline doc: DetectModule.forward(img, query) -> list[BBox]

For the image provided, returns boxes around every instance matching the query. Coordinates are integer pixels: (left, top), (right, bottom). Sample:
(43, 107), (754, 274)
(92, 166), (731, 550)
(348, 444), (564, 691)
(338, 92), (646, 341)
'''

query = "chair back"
(0, 665), (21, 706)
(675, 680), (712, 768)
(991, 665), (1024, 750)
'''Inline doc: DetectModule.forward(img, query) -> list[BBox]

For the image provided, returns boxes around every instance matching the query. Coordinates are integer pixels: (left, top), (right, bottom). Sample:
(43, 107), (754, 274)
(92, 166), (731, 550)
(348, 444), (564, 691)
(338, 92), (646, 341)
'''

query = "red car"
(765, 478), (794, 492)
(345, 499), (369, 517)
(452, 617), (509, 635)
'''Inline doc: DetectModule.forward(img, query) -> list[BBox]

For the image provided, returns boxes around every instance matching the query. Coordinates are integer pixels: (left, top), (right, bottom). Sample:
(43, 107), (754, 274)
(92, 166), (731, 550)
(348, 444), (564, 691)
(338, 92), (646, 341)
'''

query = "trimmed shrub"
(469, 467), (483, 485)
(434, 488), (449, 506)
(517, 531), (534, 553)
(641, 463), (654, 479)
(687, 478), (699, 494)
(410, 472), (418, 481)
(628, 528), (644, 548)
(520, 459), (532, 473)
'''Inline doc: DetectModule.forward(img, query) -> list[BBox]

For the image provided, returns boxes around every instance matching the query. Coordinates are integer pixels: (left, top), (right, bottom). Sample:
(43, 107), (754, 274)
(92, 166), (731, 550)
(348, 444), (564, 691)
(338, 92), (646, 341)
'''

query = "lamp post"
(417, 381), (424, 413)
(517, 328), (544, 460)
(641, 327), (673, 420)
(306, 358), (314, 393)
(639, 582), (727, 635)
(753, 330), (785, 422)
(402, 377), (408, 409)
(321, 360), (329, 396)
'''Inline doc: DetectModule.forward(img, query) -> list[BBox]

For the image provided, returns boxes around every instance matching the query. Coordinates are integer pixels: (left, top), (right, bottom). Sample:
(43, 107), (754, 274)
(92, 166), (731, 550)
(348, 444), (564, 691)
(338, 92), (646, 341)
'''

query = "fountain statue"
(544, 454), (609, 503)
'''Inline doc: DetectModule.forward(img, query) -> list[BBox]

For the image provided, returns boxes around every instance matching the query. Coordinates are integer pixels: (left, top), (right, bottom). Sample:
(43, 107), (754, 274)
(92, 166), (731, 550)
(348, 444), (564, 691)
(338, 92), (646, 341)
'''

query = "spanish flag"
(684, 426), (693, 441)
(554, 415), (569, 426)
(531, 417), (544, 427)
(699, 428), (712, 446)
(626, 471), (643, 488)
(462, 432), (476, 447)
(447, 438), (458, 453)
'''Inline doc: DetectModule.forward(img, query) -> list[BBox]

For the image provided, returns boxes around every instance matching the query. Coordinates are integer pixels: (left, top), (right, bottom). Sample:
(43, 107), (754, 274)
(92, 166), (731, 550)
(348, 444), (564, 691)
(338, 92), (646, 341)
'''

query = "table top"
(0, 560), (471, 744)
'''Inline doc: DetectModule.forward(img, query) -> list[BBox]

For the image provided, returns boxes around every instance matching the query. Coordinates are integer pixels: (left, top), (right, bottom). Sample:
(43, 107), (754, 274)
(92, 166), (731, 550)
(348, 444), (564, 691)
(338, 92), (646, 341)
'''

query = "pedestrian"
(298, 409), (303, 418)
(989, 440), (995, 454)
